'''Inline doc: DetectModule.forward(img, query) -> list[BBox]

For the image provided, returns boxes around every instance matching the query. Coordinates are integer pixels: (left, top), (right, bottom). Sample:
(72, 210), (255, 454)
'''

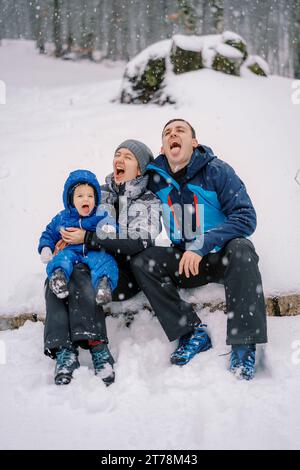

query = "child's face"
(73, 184), (95, 216)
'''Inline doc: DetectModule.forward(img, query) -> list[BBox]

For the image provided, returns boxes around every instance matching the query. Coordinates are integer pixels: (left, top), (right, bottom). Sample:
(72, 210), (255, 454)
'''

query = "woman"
(44, 140), (161, 386)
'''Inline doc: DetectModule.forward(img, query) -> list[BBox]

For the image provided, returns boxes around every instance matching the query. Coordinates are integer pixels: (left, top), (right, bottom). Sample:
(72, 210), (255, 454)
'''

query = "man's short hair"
(162, 119), (196, 138)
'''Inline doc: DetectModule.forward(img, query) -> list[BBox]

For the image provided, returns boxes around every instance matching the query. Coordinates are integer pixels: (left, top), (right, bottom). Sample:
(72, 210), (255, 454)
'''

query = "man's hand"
(179, 251), (202, 278)
(60, 228), (86, 244)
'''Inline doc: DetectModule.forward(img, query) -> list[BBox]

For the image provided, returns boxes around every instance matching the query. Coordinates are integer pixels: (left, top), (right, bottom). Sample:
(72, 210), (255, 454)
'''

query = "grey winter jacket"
(84, 173), (161, 256)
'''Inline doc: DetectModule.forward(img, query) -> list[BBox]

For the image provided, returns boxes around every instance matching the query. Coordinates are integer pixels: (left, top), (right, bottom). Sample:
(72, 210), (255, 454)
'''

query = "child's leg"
(85, 251), (119, 292)
(46, 249), (78, 298)
(46, 249), (78, 281)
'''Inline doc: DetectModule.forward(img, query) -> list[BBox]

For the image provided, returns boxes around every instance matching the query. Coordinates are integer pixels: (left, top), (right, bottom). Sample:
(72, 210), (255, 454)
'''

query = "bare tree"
(294, 0), (300, 78)
(53, 0), (62, 57)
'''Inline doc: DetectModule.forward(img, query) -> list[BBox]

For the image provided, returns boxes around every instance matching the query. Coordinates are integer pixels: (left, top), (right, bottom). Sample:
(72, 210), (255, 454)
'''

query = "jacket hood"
(147, 145), (216, 188)
(63, 169), (101, 211)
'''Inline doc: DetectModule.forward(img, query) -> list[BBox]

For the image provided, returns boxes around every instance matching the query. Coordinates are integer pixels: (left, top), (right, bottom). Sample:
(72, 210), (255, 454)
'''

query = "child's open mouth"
(81, 204), (90, 214)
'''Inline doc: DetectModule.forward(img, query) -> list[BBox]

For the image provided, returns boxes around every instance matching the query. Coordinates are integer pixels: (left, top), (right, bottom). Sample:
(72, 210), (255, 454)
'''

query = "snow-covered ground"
(0, 40), (300, 450)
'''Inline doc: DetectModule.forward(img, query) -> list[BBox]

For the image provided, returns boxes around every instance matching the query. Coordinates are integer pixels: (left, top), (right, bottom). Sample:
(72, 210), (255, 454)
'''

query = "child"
(38, 169), (118, 306)
(38, 170), (118, 386)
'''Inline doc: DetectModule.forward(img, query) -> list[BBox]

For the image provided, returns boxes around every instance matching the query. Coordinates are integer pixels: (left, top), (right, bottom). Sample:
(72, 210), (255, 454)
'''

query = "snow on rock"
(216, 43), (244, 60)
(241, 55), (270, 77)
(120, 39), (172, 105)
(222, 31), (247, 45)
(120, 31), (268, 104)
(172, 34), (203, 52)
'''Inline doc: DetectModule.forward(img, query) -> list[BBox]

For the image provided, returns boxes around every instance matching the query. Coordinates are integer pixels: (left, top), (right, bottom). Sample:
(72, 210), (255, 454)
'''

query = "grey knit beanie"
(115, 139), (154, 175)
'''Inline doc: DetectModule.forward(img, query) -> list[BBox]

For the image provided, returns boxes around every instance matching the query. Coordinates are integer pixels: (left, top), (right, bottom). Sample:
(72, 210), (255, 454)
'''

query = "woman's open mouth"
(115, 167), (125, 179)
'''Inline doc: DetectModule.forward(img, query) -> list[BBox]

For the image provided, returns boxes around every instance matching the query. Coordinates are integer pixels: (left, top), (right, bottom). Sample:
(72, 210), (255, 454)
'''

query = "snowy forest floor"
(0, 40), (300, 450)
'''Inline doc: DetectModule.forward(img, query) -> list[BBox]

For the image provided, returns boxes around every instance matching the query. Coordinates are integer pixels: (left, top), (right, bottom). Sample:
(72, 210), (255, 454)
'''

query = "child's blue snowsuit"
(38, 169), (118, 291)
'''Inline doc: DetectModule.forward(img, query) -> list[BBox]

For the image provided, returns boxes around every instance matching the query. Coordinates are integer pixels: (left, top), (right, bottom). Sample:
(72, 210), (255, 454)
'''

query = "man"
(131, 119), (267, 380)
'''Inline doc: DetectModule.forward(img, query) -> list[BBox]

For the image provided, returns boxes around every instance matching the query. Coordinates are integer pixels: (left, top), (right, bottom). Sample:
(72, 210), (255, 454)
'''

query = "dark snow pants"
(44, 260), (140, 358)
(130, 238), (268, 345)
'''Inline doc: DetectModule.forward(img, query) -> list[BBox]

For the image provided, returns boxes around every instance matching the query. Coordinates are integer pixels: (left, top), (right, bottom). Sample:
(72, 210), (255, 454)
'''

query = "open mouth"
(81, 204), (90, 213)
(170, 142), (181, 150)
(115, 167), (125, 177)
(169, 141), (182, 156)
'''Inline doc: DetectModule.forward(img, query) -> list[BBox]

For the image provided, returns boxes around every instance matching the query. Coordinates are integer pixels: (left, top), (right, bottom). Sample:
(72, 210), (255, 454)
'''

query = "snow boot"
(170, 324), (212, 366)
(49, 268), (69, 299)
(54, 346), (80, 385)
(95, 276), (112, 305)
(90, 343), (115, 386)
(230, 344), (256, 380)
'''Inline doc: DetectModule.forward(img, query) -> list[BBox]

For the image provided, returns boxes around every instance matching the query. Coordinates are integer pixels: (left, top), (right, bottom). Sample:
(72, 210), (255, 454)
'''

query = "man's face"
(73, 184), (95, 216)
(113, 148), (141, 184)
(161, 120), (198, 171)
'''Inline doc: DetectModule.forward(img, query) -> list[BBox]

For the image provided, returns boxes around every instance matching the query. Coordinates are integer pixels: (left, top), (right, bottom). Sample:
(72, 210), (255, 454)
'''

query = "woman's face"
(113, 148), (141, 184)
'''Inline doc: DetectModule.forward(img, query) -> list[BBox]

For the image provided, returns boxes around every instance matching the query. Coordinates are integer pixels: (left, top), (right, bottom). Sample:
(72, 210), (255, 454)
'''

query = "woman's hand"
(60, 227), (86, 245)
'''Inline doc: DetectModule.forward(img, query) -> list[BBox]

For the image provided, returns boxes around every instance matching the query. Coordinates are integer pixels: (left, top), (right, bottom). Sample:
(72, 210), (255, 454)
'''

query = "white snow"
(241, 55), (271, 76)
(215, 43), (244, 60)
(1, 312), (300, 450)
(172, 34), (203, 52)
(222, 31), (247, 45)
(0, 39), (300, 450)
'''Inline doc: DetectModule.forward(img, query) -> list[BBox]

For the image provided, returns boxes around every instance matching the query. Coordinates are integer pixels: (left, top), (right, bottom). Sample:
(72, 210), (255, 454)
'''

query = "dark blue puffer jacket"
(147, 145), (257, 257)
(38, 169), (110, 255)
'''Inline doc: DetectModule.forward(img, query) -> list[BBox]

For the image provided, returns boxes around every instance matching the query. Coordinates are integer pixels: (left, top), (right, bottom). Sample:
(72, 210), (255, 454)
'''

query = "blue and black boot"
(170, 324), (212, 366)
(230, 344), (256, 380)
(90, 343), (115, 386)
(55, 346), (80, 385)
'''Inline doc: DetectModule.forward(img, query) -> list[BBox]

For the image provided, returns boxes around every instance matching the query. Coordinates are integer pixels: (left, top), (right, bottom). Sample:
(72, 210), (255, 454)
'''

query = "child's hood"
(63, 169), (101, 211)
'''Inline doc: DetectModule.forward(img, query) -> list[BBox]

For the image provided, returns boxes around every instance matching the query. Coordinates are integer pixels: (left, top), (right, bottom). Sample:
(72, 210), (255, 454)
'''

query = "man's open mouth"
(82, 204), (90, 211)
(170, 142), (181, 150)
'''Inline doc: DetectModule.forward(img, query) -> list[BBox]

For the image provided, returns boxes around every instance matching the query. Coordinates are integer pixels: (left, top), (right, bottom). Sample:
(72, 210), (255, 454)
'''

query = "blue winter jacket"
(147, 145), (257, 257)
(38, 169), (112, 255)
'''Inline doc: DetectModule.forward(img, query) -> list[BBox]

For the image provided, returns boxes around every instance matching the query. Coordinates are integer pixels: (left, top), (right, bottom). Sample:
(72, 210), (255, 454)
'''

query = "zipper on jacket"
(79, 218), (86, 256)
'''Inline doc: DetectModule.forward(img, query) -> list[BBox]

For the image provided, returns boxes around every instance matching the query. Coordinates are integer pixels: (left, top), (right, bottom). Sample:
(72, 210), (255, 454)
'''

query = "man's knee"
(224, 238), (259, 264)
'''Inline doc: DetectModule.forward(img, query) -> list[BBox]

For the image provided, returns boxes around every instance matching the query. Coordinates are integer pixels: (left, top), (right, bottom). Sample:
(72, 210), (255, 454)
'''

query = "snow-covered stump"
(170, 35), (203, 74)
(119, 39), (172, 105)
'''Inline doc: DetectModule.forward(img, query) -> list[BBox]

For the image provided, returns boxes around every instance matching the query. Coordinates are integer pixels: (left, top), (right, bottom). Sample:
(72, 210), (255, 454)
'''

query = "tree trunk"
(53, 0), (63, 57)
(294, 0), (300, 78)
